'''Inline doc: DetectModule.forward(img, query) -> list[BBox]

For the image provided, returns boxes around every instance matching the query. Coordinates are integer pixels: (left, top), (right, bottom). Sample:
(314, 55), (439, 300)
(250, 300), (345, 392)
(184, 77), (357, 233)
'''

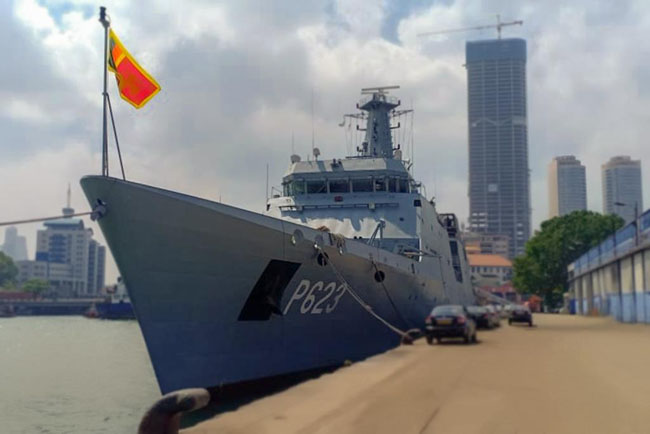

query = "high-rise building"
(16, 189), (105, 297)
(601, 156), (643, 224)
(466, 38), (530, 258)
(548, 155), (587, 218)
(0, 226), (28, 261)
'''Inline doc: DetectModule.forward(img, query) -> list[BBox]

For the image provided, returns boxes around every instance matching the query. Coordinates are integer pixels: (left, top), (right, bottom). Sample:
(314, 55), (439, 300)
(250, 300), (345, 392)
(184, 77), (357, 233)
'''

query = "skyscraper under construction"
(466, 38), (530, 258)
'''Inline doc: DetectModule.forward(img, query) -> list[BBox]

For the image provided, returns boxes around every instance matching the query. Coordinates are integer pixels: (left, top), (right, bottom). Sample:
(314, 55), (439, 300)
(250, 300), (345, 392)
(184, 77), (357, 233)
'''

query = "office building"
(466, 38), (530, 258)
(16, 190), (105, 296)
(602, 156), (643, 224)
(0, 226), (28, 261)
(548, 155), (587, 218)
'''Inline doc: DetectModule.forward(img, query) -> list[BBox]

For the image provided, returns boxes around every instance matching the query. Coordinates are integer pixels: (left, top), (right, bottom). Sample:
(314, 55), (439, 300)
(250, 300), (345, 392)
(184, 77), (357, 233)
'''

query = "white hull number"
(283, 279), (346, 315)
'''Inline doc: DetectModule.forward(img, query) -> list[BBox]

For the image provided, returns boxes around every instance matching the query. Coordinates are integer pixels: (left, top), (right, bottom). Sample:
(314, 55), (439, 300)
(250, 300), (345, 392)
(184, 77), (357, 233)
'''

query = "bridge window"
(306, 179), (327, 194)
(329, 179), (349, 193)
(285, 180), (306, 196)
(388, 178), (397, 192)
(352, 178), (373, 192)
(388, 177), (410, 193)
(374, 177), (386, 192)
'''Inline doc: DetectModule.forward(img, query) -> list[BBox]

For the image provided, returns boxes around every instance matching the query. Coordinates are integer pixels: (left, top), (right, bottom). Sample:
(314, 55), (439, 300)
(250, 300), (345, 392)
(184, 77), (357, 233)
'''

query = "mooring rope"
(315, 245), (408, 339)
(370, 259), (411, 329)
(0, 212), (92, 227)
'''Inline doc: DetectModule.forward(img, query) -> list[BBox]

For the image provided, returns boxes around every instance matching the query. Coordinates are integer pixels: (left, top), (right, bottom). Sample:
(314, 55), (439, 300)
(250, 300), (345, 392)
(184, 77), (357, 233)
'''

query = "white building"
(1, 226), (28, 261)
(468, 253), (513, 287)
(548, 155), (587, 218)
(16, 192), (105, 297)
(602, 156), (643, 224)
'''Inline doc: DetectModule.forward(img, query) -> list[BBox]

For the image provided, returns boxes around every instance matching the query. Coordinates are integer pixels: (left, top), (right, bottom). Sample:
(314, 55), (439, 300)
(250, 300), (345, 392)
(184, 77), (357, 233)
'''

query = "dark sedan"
(466, 306), (491, 329)
(509, 305), (533, 326)
(424, 305), (477, 344)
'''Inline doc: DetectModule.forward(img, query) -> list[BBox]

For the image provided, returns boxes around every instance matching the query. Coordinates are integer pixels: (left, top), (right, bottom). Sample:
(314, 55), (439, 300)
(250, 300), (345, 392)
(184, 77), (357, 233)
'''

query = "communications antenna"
(311, 88), (315, 155)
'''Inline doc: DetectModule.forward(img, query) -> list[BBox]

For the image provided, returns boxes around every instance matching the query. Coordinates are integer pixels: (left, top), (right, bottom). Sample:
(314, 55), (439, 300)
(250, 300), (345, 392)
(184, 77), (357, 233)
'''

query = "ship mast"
(339, 86), (412, 159)
(359, 86), (400, 158)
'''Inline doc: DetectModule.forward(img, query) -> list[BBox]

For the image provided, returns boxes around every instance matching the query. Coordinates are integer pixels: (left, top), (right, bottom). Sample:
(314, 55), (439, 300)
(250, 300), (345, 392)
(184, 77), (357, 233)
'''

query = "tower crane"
(417, 14), (522, 40)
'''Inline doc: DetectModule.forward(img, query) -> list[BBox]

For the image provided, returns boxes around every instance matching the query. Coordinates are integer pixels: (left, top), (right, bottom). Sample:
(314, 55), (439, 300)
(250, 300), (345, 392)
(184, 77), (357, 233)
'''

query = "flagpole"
(99, 7), (110, 177)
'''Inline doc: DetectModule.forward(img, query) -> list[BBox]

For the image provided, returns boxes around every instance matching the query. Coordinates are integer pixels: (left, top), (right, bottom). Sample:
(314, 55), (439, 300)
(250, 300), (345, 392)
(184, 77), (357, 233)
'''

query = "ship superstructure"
(80, 86), (474, 394)
(267, 87), (470, 290)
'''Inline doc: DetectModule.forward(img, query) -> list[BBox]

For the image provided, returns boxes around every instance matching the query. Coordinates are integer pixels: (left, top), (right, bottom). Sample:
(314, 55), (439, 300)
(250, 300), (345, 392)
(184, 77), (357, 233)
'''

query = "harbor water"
(0, 316), (159, 433)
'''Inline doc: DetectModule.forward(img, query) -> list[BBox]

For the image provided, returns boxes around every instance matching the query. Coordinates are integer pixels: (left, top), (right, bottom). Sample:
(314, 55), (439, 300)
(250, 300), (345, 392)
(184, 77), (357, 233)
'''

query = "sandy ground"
(183, 314), (650, 434)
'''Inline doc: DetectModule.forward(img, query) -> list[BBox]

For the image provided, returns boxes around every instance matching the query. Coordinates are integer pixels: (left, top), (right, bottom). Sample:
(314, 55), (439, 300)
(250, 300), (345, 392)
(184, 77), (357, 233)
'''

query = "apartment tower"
(602, 156), (643, 224)
(548, 155), (587, 218)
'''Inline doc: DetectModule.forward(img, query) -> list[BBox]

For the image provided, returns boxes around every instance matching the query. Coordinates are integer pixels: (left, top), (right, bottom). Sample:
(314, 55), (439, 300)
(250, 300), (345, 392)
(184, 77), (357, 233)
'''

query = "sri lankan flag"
(108, 29), (160, 109)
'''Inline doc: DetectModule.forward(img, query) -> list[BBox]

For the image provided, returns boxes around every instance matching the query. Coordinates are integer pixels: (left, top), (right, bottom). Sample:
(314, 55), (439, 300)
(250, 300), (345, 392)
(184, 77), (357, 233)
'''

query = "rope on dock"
(370, 259), (411, 330)
(315, 244), (412, 341)
(0, 212), (92, 227)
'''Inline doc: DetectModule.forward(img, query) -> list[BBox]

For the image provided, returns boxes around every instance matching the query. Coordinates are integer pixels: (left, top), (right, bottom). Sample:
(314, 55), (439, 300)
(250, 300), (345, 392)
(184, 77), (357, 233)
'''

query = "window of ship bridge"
(306, 179), (327, 194)
(328, 179), (349, 193)
(351, 178), (373, 192)
(387, 177), (410, 193)
(388, 177), (397, 193)
(283, 180), (306, 196)
(374, 177), (386, 192)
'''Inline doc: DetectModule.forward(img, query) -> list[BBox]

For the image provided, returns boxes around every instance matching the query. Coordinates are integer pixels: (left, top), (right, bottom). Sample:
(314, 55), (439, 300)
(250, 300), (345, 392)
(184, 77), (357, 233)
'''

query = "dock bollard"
(138, 388), (210, 434)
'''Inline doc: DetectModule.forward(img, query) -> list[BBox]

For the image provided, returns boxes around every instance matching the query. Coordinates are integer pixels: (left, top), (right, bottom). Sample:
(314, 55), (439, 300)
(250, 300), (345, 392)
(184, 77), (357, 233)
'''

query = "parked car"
(499, 305), (511, 319)
(485, 305), (501, 328)
(509, 305), (533, 326)
(424, 305), (477, 344)
(466, 305), (491, 329)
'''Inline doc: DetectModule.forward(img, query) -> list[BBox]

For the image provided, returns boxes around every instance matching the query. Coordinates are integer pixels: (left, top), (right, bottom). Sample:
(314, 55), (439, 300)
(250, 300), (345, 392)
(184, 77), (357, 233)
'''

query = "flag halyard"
(108, 29), (160, 109)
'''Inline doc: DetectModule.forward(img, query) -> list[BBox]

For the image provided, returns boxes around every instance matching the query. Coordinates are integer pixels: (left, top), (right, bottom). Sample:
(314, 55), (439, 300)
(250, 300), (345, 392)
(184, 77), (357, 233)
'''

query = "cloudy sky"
(2, 0), (649, 283)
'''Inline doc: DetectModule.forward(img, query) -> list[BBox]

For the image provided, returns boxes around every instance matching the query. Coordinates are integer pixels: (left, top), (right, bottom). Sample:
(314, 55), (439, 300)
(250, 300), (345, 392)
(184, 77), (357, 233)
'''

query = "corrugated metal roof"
(468, 254), (512, 267)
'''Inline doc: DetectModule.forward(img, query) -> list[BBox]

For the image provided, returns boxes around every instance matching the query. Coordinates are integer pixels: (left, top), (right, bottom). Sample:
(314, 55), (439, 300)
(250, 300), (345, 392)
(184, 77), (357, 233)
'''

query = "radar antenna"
(360, 85), (400, 95)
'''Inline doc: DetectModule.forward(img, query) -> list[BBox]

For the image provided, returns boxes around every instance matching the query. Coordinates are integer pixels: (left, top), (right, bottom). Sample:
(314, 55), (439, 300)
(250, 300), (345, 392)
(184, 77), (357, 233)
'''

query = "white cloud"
(2, 99), (51, 124)
(334, 0), (384, 39)
(15, 0), (56, 32)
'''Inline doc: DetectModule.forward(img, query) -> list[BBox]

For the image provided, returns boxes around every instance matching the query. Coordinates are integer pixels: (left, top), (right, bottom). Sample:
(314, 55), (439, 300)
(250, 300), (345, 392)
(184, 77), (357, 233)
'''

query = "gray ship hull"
(81, 176), (471, 393)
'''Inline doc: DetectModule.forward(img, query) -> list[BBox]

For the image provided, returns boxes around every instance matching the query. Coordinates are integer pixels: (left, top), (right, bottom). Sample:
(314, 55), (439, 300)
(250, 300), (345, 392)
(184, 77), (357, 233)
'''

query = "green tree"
(22, 278), (50, 296)
(0, 252), (18, 288)
(513, 210), (624, 307)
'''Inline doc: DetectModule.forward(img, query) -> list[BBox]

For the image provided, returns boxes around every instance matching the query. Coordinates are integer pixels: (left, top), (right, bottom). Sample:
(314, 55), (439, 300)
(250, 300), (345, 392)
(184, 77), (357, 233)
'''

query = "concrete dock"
(183, 314), (650, 434)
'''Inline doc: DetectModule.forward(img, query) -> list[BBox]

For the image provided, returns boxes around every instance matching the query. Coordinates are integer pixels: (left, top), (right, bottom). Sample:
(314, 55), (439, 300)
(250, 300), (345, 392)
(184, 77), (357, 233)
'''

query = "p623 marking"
(283, 279), (346, 315)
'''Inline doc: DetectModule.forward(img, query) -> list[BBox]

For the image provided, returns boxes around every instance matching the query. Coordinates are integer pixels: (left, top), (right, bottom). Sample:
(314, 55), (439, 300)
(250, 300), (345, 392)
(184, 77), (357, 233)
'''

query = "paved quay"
(183, 314), (650, 434)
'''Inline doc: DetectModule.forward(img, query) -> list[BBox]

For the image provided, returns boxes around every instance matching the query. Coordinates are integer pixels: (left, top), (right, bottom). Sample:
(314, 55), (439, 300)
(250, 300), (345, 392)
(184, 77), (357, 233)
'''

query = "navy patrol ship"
(80, 86), (475, 394)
